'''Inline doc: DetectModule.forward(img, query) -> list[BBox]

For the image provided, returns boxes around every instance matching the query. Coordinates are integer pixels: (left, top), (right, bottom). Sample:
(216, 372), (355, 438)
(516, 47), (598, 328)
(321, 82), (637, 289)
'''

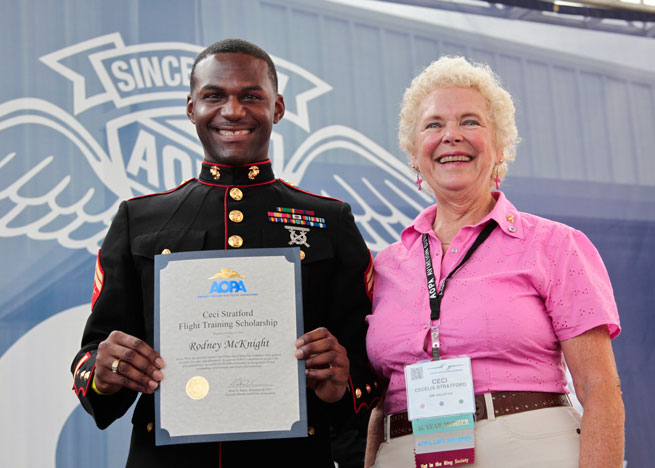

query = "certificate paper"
(153, 248), (307, 445)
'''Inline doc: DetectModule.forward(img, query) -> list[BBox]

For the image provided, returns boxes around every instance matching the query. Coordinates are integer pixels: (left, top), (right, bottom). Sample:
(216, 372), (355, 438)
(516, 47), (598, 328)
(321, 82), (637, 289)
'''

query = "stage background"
(0, 0), (653, 466)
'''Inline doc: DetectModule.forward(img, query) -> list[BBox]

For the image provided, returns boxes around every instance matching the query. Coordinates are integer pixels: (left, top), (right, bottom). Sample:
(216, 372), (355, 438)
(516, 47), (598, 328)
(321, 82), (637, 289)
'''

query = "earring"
(409, 162), (423, 191)
(415, 173), (423, 191)
(493, 162), (503, 190)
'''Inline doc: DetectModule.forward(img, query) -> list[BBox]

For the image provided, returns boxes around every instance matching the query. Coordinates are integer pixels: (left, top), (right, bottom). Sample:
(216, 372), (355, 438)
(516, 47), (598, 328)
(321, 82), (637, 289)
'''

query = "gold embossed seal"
(186, 376), (210, 400)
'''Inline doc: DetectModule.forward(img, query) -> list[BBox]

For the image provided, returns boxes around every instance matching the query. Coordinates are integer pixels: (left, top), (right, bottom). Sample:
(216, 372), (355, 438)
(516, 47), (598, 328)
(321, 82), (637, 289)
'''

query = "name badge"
(404, 356), (475, 420)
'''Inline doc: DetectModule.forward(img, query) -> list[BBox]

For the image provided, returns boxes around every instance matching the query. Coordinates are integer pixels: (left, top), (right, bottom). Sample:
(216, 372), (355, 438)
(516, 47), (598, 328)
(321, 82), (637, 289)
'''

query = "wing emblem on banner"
(0, 98), (128, 253)
(1, 35), (434, 256)
(276, 125), (432, 252)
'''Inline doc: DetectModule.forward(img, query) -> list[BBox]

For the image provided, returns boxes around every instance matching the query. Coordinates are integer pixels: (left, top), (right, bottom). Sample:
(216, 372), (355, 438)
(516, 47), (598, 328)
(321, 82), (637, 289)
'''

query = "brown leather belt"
(388, 391), (571, 439)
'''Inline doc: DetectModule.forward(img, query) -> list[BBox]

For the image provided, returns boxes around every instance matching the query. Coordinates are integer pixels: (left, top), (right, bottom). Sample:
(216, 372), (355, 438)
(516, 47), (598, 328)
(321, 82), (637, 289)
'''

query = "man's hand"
(94, 330), (165, 395)
(295, 327), (349, 403)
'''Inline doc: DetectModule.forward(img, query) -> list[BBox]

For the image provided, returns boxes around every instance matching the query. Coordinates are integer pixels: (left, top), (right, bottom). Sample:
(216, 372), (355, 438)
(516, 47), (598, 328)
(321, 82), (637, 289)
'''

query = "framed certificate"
(153, 247), (307, 445)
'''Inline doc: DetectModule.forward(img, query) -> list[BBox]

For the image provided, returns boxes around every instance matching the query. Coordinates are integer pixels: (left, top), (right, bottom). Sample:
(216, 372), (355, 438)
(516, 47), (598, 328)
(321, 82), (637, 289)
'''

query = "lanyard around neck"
(422, 219), (498, 360)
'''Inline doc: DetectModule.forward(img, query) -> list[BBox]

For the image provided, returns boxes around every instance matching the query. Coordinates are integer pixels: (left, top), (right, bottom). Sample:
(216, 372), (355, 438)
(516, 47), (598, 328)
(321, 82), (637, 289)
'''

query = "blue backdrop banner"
(1, 1), (653, 466)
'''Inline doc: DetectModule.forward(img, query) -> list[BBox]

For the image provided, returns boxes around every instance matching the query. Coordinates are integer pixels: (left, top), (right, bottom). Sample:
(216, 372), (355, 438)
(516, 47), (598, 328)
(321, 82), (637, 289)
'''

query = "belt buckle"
(474, 394), (486, 421)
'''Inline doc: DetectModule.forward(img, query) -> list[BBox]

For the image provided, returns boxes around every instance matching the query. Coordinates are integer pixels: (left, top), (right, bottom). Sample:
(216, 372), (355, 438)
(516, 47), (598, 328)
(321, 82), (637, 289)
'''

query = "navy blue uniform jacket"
(71, 160), (379, 467)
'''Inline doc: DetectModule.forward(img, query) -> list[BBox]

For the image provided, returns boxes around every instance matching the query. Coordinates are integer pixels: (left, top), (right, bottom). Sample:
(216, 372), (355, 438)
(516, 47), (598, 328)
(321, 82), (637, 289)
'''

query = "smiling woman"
(365, 56), (624, 468)
(411, 86), (501, 204)
(398, 56), (518, 191)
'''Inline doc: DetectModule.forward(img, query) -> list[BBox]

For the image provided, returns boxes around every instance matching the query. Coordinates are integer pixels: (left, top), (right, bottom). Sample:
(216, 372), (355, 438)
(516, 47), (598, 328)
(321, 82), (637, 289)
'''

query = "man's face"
(186, 52), (285, 166)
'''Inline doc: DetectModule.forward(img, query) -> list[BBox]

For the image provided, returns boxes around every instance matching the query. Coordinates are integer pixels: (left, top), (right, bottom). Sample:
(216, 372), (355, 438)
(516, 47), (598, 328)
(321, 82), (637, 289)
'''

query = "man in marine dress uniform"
(71, 38), (378, 467)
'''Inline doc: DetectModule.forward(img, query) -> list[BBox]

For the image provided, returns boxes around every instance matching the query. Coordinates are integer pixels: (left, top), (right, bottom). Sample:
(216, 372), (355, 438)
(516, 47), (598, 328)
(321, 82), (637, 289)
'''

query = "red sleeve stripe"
(73, 352), (91, 378)
(72, 353), (95, 397)
(349, 374), (381, 414)
(73, 363), (96, 397)
(364, 250), (374, 301)
(91, 250), (104, 309)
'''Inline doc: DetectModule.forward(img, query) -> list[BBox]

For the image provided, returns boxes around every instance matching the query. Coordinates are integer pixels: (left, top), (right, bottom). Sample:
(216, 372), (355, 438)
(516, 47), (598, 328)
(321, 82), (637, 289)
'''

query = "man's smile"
(217, 129), (252, 136)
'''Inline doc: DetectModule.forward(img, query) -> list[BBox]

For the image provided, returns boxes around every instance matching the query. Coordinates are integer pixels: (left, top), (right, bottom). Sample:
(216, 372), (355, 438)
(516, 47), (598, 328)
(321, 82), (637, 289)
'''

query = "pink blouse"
(366, 192), (620, 416)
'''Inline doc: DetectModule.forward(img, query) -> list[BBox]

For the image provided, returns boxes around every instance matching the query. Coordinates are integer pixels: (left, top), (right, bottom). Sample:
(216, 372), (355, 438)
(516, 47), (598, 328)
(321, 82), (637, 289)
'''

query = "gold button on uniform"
(229, 210), (244, 223)
(308, 426), (315, 436)
(228, 235), (243, 248)
(146, 422), (153, 432)
(161, 248), (171, 255)
(229, 187), (243, 201)
(355, 388), (362, 399)
(300, 250), (306, 260)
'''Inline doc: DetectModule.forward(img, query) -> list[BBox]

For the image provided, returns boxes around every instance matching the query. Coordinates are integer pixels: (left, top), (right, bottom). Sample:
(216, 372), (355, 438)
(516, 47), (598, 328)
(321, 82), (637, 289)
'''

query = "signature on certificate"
(228, 378), (257, 388)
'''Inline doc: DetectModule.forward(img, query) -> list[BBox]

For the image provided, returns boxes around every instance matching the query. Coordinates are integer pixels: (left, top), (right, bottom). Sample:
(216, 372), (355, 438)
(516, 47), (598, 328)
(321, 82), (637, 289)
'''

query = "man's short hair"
(189, 38), (279, 94)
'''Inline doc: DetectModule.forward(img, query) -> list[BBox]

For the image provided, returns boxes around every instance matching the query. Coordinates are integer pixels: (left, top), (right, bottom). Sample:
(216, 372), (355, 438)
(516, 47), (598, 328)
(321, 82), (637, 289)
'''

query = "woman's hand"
(562, 325), (624, 468)
(364, 384), (386, 468)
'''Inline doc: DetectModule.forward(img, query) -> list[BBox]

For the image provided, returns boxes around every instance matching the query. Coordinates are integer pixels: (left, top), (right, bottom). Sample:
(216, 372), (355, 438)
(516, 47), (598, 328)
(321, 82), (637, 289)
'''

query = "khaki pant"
(374, 403), (582, 468)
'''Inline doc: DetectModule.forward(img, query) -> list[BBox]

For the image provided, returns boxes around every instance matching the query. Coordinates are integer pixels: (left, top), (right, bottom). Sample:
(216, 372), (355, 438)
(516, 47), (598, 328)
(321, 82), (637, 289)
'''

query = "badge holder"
(404, 350), (476, 467)
(407, 224), (498, 467)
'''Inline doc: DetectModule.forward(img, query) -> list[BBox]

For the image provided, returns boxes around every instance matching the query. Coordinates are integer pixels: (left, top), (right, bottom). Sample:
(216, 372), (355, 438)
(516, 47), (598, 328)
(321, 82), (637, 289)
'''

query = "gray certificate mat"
(154, 247), (306, 445)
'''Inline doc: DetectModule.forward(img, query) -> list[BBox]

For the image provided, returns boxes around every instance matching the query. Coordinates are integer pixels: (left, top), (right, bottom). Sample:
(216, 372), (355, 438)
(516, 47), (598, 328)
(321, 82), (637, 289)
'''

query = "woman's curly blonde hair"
(398, 56), (519, 188)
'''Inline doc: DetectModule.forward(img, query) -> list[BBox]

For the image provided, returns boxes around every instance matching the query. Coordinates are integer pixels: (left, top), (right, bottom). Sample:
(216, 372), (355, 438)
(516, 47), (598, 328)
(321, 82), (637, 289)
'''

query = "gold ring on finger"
(111, 358), (121, 374)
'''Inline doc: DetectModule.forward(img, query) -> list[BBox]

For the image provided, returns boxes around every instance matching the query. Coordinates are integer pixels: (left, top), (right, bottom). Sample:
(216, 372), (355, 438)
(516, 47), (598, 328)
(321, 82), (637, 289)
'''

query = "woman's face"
(412, 86), (502, 201)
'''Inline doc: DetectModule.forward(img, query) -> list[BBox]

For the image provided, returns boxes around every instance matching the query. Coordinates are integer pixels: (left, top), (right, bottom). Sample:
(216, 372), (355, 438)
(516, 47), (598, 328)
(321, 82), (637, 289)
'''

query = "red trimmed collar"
(199, 159), (275, 187)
